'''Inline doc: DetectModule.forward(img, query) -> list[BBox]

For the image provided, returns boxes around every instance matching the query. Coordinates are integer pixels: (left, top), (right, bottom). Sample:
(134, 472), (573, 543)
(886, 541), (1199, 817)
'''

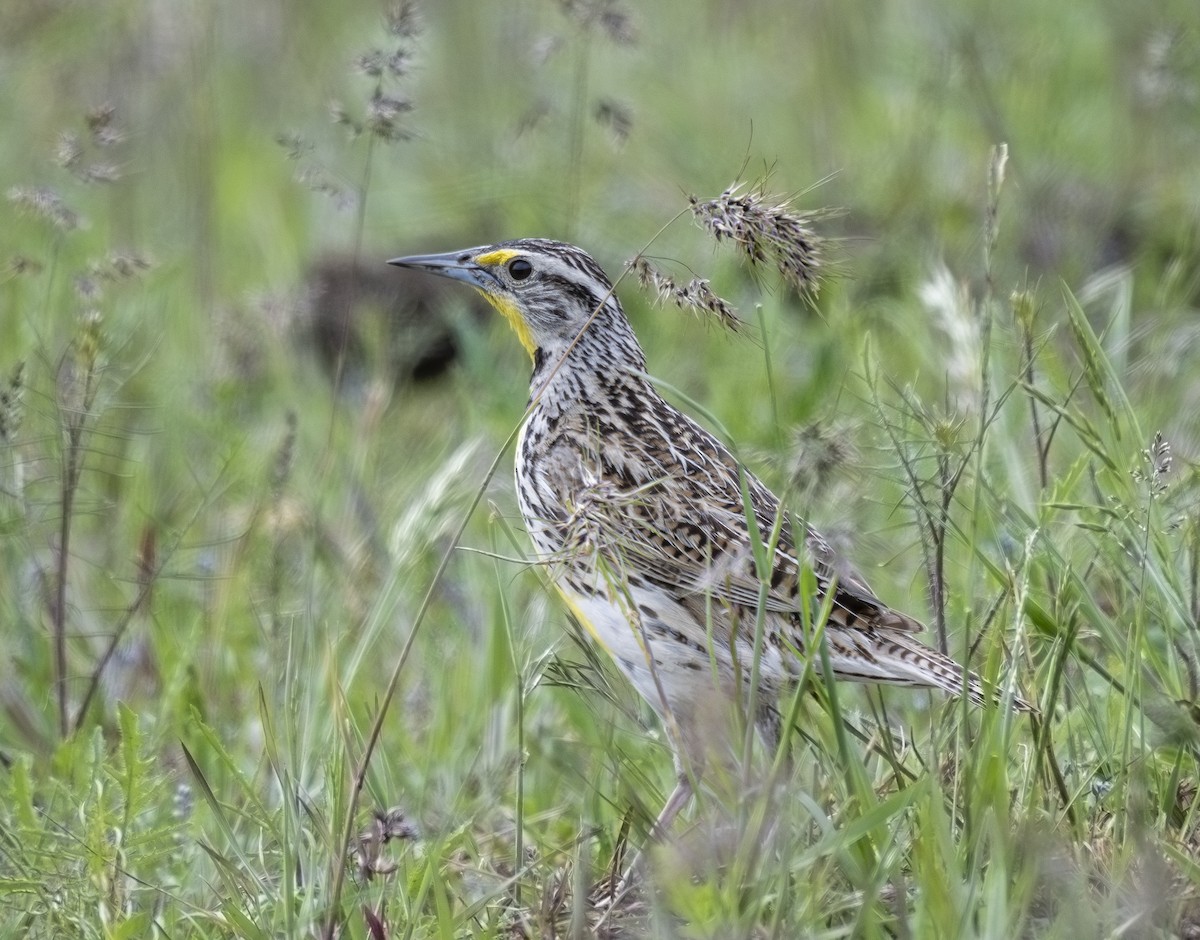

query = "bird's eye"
(508, 258), (533, 281)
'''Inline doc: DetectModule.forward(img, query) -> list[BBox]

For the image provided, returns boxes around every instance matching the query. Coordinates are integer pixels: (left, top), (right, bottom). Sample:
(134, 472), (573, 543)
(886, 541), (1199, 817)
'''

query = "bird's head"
(389, 238), (639, 367)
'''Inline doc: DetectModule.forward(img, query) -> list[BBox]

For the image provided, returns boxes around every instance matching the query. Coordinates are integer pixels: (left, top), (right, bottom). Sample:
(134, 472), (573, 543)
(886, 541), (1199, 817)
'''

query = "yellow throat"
(474, 249), (536, 360)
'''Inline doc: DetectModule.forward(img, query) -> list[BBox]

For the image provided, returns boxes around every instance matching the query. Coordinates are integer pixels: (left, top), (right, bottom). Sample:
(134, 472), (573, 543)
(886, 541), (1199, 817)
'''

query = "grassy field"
(3, 0), (1200, 936)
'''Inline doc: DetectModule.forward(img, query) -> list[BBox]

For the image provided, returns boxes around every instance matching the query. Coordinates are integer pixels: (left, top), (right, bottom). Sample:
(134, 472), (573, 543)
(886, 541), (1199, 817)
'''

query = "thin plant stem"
(322, 210), (691, 933)
(54, 350), (98, 738)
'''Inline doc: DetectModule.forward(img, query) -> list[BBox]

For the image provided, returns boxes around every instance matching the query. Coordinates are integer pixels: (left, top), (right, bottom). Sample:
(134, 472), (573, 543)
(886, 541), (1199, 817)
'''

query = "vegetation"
(2, 0), (1199, 936)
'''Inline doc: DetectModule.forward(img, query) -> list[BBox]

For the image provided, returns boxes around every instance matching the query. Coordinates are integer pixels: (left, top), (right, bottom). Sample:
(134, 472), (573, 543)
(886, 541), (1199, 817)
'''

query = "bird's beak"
(387, 248), (498, 291)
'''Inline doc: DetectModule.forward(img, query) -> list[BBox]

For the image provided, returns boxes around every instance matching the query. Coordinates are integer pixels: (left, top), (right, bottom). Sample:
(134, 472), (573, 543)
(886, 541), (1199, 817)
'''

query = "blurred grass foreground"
(3, 0), (1200, 936)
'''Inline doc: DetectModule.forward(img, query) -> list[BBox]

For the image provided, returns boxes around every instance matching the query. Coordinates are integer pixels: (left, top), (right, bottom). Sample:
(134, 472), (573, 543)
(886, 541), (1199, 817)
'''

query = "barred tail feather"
(826, 628), (1034, 713)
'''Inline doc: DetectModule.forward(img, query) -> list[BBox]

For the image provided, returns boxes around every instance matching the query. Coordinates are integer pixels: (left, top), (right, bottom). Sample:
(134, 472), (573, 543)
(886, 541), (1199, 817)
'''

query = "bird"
(388, 237), (1032, 837)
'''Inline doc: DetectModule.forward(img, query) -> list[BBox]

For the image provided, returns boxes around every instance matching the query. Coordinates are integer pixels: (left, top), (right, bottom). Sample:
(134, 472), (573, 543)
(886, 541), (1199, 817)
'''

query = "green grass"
(3, 0), (1200, 936)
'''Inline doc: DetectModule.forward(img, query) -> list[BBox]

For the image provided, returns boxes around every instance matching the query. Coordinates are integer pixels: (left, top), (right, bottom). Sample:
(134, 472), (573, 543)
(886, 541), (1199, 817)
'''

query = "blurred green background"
(3, 0), (1200, 935)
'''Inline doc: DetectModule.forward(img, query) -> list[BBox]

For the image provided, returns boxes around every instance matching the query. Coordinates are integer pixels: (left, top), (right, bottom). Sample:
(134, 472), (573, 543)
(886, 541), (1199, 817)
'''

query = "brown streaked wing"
(589, 414), (925, 635)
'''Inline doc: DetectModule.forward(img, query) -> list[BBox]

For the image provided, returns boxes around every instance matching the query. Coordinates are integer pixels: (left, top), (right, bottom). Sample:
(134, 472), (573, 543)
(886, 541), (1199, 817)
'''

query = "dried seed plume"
(689, 181), (831, 297)
(627, 255), (740, 333)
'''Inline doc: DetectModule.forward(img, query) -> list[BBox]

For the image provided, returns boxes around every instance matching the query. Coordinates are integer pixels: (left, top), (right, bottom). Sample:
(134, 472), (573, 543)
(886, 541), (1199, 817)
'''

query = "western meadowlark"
(389, 238), (1031, 834)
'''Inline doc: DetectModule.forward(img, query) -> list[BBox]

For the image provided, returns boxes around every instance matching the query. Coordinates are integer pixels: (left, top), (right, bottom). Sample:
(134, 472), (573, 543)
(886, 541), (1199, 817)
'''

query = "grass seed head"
(271, 411), (299, 496)
(627, 255), (739, 332)
(919, 263), (981, 412)
(55, 108), (124, 183)
(366, 90), (414, 142)
(559, 0), (637, 45)
(593, 97), (633, 144)
(102, 251), (153, 279)
(7, 186), (81, 231)
(1011, 289), (1037, 331)
(276, 133), (312, 161)
(6, 256), (44, 277)
(689, 181), (828, 297)
(355, 49), (388, 78)
(787, 420), (859, 498)
(598, 6), (637, 44)
(386, 48), (413, 78)
(0, 362), (24, 443)
(73, 274), (102, 302)
(386, 0), (421, 39)
(355, 806), (418, 880)
(1138, 431), (1172, 495)
(77, 310), (104, 373)
(85, 103), (121, 147)
(55, 132), (83, 172)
